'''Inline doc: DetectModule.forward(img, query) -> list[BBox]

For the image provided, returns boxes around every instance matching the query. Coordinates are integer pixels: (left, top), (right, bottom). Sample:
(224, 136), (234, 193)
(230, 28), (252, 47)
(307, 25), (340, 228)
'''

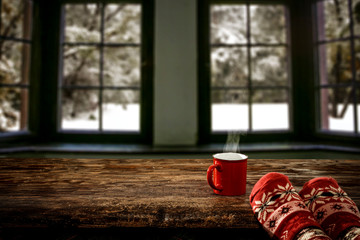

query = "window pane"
(318, 41), (352, 85)
(104, 4), (141, 43)
(251, 47), (288, 87)
(0, 87), (27, 132)
(211, 47), (248, 87)
(65, 4), (101, 43)
(1, 0), (32, 40)
(252, 89), (289, 131)
(250, 5), (286, 44)
(60, 3), (144, 133)
(102, 90), (140, 131)
(210, 5), (247, 44)
(317, 0), (350, 41)
(62, 46), (100, 86)
(103, 47), (140, 87)
(0, 41), (30, 84)
(61, 89), (99, 130)
(320, 87), (354, 132)
(211, 90), (249, 131)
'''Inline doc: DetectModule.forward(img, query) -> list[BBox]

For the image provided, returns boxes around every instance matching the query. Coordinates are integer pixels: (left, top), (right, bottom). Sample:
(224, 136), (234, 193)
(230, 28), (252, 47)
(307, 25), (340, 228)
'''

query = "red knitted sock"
(299, 177), (360, 240)
(250, 172), (330, 240)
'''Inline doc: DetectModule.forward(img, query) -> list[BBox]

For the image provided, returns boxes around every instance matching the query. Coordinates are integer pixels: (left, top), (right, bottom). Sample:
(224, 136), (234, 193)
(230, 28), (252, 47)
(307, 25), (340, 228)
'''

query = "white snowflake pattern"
(253, 183), (301, 223)
(328, 185), (354, 204)
(302, 188), (326, 212)
(277, 183), (302, 203)
(253, 191), (276, 222)
(302, 185), (355, 212)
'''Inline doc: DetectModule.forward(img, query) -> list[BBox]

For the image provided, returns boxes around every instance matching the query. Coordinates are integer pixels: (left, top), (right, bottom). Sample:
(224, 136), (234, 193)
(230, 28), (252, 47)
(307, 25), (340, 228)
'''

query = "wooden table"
(0, 158), (359, 238)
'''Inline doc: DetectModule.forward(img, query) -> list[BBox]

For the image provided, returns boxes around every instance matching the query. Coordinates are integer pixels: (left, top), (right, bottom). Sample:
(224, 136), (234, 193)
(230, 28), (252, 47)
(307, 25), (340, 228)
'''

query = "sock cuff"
(338, 227), (360, 240)
(271, 204), (322, 240)
(296, 227), (331, 240)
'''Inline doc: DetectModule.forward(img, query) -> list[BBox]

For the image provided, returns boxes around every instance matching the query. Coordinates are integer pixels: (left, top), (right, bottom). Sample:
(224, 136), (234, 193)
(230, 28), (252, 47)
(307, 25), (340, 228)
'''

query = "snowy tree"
(319, 0), (360, 119)
(0, 0), (30, 132)
(61, 3), (141, 120)
(210, 4), (288, 104)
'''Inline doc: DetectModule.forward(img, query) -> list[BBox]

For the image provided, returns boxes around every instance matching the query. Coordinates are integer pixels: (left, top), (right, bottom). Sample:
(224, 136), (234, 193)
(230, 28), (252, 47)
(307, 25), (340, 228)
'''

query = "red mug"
(207, 152), (248, 196)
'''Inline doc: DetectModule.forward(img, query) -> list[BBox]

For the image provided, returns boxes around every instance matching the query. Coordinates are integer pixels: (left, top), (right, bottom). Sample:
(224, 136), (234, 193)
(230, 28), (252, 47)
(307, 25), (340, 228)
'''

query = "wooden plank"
(0, 158), (359, 229)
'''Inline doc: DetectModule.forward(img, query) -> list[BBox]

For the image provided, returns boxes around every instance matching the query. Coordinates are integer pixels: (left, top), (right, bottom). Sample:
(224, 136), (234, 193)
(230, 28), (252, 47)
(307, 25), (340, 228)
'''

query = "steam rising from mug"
(223, 130), (241, 153)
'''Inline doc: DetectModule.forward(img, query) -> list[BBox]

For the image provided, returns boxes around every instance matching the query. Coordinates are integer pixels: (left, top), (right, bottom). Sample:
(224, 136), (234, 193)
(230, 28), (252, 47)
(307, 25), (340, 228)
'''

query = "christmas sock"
(250, 172), (330, 240)
(299, 177), (360, 240)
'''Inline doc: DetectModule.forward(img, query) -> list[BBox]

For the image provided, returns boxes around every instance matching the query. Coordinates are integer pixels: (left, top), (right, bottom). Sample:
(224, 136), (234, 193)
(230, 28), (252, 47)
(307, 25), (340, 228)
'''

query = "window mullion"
(0, 36), (32, 44)
(246, 3), (253, 131)
(348, 0), (358, 133)
(99, 3), (105, 132)
(62, 42), (140, 47)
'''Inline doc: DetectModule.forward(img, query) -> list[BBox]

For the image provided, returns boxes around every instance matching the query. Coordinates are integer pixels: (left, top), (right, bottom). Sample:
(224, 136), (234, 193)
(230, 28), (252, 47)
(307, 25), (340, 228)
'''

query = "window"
(316, 0), (360, 135)
(59, 3), (142, 133)
(199, 1), (291, 142)
(0, 0), (32, 133)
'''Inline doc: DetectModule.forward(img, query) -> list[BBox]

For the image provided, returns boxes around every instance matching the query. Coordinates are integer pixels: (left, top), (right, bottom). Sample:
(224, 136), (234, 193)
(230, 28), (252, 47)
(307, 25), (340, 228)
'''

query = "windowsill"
(1, 141), (360, 155)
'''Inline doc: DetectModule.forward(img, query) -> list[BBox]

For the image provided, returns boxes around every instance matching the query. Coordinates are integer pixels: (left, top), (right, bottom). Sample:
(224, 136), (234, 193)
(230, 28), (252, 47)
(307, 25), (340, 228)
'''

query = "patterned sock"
(250, 172), (330, 240)
(299, 177), (360, 240)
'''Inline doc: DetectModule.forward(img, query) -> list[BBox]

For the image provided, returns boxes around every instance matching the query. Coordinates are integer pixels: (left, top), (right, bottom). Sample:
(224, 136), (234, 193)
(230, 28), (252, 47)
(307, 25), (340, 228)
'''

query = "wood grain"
(0, 158), (359, 229)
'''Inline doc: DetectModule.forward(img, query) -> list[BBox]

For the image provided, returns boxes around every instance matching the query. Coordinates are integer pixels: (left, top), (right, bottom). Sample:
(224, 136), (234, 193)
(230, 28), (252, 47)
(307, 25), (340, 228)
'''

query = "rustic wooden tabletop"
(0, 158), (359, 231)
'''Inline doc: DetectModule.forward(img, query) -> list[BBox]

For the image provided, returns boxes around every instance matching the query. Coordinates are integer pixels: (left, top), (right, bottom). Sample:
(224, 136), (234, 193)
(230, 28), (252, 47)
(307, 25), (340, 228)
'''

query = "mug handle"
(207, 164), (223, 191)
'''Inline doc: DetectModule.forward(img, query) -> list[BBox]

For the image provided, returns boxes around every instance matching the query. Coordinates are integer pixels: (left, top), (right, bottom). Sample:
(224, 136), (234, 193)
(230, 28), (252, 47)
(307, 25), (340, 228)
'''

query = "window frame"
(2, 0), (359, 147)
(199, 0), (360, 145)
(58, 3), (141, 134)
(28, 0), (154, 144)
(313, 0), (360, 138)
(198, 0), (297, 144)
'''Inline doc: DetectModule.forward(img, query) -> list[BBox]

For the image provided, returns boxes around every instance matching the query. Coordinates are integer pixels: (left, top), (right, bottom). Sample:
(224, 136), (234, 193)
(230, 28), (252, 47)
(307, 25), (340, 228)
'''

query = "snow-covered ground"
(212, 103), (359, 132)
(6, 103), (359, 133)
(62, 103), (140, 131)
(212, 103), (289, 131)
(325, 104), (358, 132)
